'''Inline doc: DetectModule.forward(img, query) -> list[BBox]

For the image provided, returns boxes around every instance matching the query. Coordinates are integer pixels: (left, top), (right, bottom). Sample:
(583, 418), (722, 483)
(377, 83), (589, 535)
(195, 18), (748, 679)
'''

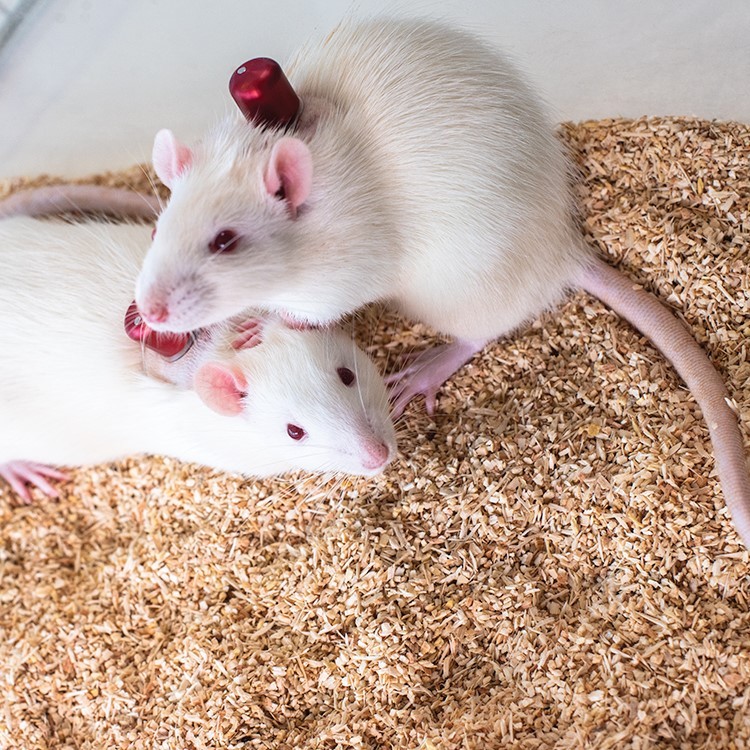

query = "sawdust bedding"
(0, 116), (749, 749)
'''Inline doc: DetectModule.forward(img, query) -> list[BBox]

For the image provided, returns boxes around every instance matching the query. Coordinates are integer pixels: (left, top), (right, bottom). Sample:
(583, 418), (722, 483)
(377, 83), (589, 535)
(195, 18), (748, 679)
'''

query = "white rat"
(8, 19), (749, 547)
(0, 216), (396, 500)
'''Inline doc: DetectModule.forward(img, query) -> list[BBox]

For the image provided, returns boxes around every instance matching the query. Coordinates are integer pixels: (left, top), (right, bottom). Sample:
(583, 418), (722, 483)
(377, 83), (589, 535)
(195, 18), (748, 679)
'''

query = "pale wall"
(1, 0), (748, 179)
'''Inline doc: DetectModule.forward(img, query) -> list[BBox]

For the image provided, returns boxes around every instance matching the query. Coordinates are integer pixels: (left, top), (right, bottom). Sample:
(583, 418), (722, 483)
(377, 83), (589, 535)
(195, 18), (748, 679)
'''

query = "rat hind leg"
(386, 338), (487, 418)
(0, 461), (69, 503)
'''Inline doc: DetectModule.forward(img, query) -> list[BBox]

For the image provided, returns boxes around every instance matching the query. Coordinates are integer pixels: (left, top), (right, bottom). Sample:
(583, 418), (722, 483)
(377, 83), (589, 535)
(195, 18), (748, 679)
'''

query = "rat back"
(0, 218), (216, 467)
(289, 17), (589, 340)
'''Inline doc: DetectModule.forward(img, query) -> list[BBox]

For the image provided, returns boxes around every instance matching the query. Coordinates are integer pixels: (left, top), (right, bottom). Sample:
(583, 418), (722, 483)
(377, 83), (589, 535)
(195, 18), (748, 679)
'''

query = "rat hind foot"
(0, 461), (69, 503)
(386, 338), (486, 418)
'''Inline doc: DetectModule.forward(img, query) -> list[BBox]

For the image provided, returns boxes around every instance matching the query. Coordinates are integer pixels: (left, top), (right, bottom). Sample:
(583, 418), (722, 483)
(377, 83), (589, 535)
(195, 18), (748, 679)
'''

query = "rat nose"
(361, 439), (392, 471)
(141, 301), (169, 325)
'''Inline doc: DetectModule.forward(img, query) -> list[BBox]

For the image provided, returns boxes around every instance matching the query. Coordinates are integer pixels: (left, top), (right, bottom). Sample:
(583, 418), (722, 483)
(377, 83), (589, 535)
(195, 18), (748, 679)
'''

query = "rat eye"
(209, 229), (239, 254)
(151, 227), (157, 240)
(337, 367), (356, 387)
(287, 423), (306, 441)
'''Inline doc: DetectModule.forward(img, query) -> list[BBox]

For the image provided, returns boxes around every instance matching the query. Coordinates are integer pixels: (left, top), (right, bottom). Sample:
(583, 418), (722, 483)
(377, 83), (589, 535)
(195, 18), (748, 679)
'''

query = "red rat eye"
(151, 227), (157, 240)
(337, 367), (356, 387)
(209, 229), (239, 254)
(287, 424), (306, 441)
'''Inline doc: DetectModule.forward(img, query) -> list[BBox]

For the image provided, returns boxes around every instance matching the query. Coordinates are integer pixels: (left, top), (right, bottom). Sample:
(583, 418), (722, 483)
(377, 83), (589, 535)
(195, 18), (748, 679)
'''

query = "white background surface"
(1, 0), (749, 179)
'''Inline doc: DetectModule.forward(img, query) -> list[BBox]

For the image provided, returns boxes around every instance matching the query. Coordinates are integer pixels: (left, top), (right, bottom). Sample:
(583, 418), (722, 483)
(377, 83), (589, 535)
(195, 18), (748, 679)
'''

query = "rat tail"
(576, 254), (750, 548)
(0, 185), (160, 220)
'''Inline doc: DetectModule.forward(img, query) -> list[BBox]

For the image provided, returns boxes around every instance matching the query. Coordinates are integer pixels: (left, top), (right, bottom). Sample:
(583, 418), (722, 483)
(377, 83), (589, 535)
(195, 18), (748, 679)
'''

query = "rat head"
(192, 321), (397, 477)
(135, 120), (318, 332)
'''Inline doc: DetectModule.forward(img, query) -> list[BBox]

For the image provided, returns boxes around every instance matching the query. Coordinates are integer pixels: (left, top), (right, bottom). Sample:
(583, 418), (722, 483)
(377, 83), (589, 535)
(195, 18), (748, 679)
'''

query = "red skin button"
(124, 301), (195, 361)
(229, 58), (301, 129)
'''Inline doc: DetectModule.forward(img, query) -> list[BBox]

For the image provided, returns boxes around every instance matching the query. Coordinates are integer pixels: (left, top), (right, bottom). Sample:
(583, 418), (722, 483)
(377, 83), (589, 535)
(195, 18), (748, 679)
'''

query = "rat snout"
(134, 277), (173, 328)
(140, 300), (170, 325)
(360, 437), (393, 472)
(135, 271), (216, 333)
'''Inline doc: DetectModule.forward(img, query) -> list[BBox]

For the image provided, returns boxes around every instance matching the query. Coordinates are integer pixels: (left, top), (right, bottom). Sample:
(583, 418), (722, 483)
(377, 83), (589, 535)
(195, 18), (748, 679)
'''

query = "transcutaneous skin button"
(229, 57), (302, 129)
(123, 300), (195, 361)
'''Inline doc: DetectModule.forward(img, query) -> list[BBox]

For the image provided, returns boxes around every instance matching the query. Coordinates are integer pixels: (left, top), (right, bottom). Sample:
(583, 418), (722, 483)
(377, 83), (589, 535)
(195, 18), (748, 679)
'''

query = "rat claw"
(388, 370), (438, 419)
(425, 392), (437, 416)
(22, 472), (59, 499)
(233, 317), (263, 335)
(6, 473), (31, 503)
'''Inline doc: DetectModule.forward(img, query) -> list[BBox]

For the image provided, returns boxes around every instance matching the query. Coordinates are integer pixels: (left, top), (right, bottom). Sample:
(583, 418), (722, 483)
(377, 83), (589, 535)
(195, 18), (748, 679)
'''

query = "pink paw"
(386, 340), (486, 419)
(231, 317), (265, 350)
(0, 461), (69, 503)
(386, 355), (443, 418)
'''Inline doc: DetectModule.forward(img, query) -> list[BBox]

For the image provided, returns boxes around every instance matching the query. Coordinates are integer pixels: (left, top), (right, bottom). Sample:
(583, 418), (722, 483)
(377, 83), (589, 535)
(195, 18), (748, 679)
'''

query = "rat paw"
(386, 340), (486, 419)
(231, 316), (266, 349)
(388, 374), (441, 419)
(0, 461), (69, 503)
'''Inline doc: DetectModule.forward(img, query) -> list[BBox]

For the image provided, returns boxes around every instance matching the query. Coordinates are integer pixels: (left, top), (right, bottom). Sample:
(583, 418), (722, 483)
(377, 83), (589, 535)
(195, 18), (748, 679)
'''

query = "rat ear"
(264, 137), (312, 214)
(194, 362), (248, 416)
(153, 129), (193, 189)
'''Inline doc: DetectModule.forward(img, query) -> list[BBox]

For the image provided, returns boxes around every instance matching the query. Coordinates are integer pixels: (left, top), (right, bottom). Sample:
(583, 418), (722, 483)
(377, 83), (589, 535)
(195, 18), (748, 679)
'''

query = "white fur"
(135, 17), (589, 338)
(0, 217), (395, 480)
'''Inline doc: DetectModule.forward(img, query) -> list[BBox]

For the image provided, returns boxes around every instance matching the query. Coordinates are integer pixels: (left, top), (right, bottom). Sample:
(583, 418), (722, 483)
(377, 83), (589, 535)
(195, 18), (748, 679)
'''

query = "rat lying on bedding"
(0, 216), (395, 500)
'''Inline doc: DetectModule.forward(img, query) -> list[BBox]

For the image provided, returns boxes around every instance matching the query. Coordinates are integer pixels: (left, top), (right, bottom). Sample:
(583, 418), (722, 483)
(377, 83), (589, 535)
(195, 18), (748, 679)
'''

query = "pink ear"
(194, 362), (248, 416)
(264, 137), (312, 214)
(152, 129), (193, 189)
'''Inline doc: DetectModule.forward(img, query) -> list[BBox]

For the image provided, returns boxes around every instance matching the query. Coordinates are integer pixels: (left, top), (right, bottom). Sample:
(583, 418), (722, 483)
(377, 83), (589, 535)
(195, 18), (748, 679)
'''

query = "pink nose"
(361, 440), (391, 471)
(142, 301), (169, 325)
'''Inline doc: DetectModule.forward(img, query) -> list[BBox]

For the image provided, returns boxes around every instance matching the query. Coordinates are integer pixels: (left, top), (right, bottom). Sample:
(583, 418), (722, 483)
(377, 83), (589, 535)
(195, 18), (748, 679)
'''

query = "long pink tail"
(0, 185), (160, 220)
(577, 255), (750, 548)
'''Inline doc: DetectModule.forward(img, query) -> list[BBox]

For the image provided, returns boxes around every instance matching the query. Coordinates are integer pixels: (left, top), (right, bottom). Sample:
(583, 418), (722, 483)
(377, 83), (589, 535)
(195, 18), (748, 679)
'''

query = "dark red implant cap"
(229, 57), (301, 129)
(124, 301), (195, 361)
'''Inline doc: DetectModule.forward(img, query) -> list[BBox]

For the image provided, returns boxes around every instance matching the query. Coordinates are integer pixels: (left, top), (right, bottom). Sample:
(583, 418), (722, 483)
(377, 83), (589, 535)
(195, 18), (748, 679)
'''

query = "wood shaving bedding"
(1, 117), (749, 749)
